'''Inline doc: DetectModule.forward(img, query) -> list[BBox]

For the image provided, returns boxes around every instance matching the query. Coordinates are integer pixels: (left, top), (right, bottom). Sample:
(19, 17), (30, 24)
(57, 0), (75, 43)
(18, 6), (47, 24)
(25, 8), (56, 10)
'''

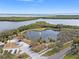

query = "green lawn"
(62, 42), (71, 50)
(31, 28), (46, 31)
(64, 54), (79, 59)
(43, 49), (56, 56)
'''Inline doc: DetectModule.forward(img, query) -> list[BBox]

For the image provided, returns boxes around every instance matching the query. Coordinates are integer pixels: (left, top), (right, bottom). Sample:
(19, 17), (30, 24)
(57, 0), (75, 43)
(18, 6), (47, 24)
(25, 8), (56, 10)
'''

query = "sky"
(0, 0), (79, 14)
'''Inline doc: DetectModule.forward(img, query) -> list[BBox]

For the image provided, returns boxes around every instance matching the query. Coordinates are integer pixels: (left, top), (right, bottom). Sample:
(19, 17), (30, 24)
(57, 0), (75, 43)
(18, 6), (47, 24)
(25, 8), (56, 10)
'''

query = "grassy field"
(31, 28), (46, 31)
(64, 54), (79, 59)
(62, 41), (72, 50)
(43, 49), (57, 56)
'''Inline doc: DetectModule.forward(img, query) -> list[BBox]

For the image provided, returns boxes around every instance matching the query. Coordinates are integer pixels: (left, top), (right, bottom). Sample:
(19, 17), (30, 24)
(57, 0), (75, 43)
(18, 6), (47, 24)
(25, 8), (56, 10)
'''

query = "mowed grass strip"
(43, 49), (56, 56)
(64, 54), (79, 59)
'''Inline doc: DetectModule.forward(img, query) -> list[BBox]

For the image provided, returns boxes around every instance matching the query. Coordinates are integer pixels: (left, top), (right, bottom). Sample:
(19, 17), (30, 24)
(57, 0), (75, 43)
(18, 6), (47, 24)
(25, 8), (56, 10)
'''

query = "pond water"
(24, 30), (59, 41)
(0, 19), (79, 31)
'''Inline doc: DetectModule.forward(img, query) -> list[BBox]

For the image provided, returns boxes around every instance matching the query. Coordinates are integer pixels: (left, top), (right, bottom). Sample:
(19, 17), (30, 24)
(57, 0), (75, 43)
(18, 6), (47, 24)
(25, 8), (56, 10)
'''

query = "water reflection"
(25, 30), (59, 41)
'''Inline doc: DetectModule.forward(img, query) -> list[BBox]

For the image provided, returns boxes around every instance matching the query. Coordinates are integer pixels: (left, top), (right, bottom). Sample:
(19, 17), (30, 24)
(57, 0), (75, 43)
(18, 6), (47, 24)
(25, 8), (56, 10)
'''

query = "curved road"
(47, 47), (71, 59)
(18, 41), (71, 59)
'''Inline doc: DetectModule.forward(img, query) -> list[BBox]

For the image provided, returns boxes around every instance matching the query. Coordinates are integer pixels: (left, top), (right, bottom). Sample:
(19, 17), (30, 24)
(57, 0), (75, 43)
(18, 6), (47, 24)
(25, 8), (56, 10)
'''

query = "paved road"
(47, 47), (71, 59)
(18, 41), (71, 59)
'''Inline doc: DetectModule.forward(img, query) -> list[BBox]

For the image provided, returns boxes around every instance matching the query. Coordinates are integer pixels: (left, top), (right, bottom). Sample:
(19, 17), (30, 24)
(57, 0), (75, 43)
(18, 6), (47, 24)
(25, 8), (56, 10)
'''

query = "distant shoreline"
(0, 15), (79, 22)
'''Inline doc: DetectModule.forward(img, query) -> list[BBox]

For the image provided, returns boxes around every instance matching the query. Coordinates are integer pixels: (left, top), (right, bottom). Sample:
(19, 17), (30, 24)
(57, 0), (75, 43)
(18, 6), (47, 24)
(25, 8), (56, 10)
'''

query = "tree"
(56, 24), (63, 31)
(0, 48), (3, 54)
(71, 37), (79, 55)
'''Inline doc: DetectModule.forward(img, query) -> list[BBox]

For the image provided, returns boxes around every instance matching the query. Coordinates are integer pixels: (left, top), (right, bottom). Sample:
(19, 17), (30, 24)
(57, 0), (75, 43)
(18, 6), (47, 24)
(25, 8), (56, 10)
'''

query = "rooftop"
(4, 42), (19, 49)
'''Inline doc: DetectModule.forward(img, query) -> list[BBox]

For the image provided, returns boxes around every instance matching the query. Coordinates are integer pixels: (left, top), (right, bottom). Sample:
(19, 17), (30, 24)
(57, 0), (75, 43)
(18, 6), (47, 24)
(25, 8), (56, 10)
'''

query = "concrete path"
(47, 47), (71, 59)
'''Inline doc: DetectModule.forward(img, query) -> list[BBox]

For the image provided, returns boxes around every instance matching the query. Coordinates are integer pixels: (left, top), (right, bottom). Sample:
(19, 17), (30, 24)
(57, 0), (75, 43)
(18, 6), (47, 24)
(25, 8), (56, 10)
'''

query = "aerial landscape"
(0, 0), (79, 59)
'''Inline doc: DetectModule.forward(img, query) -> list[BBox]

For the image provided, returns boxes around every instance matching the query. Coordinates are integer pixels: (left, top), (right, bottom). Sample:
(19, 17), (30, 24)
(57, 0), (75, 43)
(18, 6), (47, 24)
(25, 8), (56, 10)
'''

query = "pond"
(24, 30), (59, 41)
(0, 19), (79, 31)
